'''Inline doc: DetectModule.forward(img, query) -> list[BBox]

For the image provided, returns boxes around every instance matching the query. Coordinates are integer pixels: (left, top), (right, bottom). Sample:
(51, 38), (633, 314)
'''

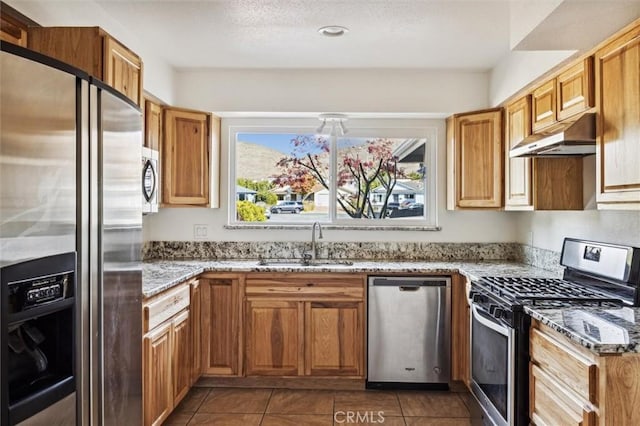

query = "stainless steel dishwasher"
(367, 276), (451, 389)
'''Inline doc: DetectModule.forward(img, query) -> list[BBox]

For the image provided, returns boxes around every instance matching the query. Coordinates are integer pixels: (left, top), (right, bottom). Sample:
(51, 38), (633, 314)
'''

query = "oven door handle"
(471, 304), (509, 336)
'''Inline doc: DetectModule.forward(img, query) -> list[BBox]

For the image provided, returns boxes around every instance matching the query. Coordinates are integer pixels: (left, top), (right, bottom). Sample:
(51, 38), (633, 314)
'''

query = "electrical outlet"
(194, 224), (208, 240)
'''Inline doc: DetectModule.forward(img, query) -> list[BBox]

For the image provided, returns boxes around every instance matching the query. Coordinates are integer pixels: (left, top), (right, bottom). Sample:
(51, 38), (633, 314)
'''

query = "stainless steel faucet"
(311, 222), (323, 260)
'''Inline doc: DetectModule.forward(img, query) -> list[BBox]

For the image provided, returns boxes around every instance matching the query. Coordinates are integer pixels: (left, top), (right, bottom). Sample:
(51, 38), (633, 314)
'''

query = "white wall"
(489, 50), (575, 106)
(174, 68), (490, 115)
(144, 116), (519, 243)
(7, 0), (175, 103)
(516, 211), (640, 252)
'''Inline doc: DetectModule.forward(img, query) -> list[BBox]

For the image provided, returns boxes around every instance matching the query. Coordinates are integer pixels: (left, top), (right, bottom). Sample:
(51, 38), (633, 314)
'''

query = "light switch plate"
(194, 224), (208, 240)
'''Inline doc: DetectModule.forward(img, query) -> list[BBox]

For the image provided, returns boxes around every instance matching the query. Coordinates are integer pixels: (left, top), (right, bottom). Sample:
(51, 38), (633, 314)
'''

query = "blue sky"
(238, 132), (367, 155)
(238, 133), (313, 155)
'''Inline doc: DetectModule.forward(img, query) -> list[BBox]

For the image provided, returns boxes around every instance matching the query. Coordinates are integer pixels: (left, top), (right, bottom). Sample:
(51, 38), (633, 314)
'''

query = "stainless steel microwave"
(142, 147), (158, 214)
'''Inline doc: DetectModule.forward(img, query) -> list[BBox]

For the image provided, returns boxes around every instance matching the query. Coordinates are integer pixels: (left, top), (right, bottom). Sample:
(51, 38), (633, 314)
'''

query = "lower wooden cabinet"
(143, 321), (172, 426)
(189, 279), (202, 384)
(171, 310), (191, 405)
(305, 301), (362, 376)
(245, 299), (303, 376)
(142, 284), (192, 426)
(201, 274), (242, 376)
(530, 320), (640, 425)
(451, 274), (470, 385)
(244, 273), (365, 378)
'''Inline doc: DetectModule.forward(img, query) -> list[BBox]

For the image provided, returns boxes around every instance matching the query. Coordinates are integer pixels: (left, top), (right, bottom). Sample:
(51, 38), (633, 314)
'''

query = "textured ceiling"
(95, 0), (512, 70)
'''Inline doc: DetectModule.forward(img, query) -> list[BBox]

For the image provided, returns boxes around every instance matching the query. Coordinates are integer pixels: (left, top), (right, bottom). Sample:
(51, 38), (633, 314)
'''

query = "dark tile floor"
(163, 387), (483, 425)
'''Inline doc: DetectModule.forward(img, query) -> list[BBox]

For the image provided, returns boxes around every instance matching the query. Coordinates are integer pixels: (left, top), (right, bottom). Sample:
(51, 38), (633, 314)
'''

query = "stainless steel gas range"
(468, 238), (640, 426)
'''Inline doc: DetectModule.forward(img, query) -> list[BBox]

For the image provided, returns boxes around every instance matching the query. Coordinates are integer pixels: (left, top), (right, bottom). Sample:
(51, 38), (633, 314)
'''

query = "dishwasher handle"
(399, 286), (420, 291)
(371, 278), (448, 288)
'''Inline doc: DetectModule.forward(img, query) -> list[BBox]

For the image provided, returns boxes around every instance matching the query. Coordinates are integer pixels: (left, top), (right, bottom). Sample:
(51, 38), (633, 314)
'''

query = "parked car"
(409, 203), (424, 210)
(270, 201), (303, 214)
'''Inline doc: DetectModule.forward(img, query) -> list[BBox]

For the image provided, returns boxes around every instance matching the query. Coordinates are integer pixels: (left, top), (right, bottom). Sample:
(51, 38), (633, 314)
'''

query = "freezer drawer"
(367, 276), (451, 387)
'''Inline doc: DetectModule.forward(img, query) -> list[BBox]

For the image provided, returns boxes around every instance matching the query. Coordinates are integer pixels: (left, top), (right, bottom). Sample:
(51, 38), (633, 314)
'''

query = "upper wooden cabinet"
(447, 108), (504, 210)
(144, 99), (162, 151)
(557, 57), (594, 121)
(505, 96), (533, 209)
(162, 107), (213, 207)
(532, 80), (557, 133)
(531, 57), (594, 133)
(27, 27), (143, 106)
(1, 11), (28, 47)
(595, 25), (640, 209)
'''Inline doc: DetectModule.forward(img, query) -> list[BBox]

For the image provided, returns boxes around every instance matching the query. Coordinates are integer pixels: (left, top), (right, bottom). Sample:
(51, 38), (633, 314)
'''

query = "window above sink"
(228, 117), (439, 229)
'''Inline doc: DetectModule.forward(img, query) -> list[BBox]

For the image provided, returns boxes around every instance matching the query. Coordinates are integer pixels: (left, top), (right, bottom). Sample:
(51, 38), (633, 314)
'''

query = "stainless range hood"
(509, 112), (596, 158)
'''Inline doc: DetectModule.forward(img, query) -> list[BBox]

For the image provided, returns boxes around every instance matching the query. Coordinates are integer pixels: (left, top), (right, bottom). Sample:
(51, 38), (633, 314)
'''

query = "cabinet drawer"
(530, 327), (597, 404)
(530, 364), (596, 426)
(144, 285), (190, 332)
(245, 274), (364, 299)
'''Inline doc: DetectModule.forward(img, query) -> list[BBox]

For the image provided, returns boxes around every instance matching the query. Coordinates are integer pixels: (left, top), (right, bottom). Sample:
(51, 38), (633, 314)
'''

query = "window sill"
(225, 224), (442, 231)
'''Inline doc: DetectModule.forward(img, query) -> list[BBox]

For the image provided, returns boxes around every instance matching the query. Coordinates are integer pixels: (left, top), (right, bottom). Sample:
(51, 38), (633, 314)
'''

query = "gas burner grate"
(478, 276), (624, 305)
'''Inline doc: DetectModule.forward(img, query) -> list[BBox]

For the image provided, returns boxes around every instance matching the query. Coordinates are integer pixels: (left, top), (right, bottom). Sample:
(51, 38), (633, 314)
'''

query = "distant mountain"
(236, 141), (287, 181)
(235, 140), (421, 182)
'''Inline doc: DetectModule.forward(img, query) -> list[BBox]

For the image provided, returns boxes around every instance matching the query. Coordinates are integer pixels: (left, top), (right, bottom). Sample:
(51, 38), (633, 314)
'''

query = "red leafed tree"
(275, 135), (403, 218)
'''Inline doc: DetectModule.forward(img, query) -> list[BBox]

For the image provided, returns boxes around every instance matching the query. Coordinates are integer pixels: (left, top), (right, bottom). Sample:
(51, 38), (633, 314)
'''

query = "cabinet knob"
(306, 282), (314, 287)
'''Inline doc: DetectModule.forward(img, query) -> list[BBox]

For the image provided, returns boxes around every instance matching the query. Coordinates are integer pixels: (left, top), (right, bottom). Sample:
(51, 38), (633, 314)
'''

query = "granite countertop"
(143, 259), (640, 354)
(142, 259), (560, 298)
(526, 305), (640, 354)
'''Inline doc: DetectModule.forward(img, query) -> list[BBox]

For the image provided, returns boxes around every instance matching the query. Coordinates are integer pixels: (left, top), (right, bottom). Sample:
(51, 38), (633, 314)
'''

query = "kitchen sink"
(257, 258), (354, 267)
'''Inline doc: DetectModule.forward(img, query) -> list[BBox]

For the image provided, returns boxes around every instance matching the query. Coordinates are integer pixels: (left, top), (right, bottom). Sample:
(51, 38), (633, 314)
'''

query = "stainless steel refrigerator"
(1, 42), (142, 425)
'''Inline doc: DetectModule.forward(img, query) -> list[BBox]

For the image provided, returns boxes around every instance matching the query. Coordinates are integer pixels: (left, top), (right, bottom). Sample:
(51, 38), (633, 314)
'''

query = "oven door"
(469, 304), (515, 426)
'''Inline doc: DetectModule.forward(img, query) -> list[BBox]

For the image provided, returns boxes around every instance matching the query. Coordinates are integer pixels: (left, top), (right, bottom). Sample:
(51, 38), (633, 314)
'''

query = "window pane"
(235, 133), (330, 223)
(336, 137), (427, 221)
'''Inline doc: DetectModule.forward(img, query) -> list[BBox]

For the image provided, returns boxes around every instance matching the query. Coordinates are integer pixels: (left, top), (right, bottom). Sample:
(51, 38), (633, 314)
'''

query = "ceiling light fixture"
(318, 25), (349, 37)
(317, 113), (348, 136)
(316, 119), (326, 134)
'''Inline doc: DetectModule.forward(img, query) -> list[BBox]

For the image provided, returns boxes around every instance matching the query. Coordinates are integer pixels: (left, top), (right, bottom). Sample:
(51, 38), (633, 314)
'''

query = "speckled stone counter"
(142, 259), (560, 298)
(526, 306), (640, 354)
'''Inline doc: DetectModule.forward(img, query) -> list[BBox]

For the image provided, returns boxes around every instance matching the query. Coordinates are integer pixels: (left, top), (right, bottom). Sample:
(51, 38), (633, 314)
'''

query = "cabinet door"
(163, 108), (210, 206)
(143, 322), (172, 426)
(245, 300), (303, 376)
(530, 364), (596, 426)
(557, 57), (594, 121)
(448, 108), (503, 209)
(202, 277), (240, 375)
(451, 275), (470, 385)
(595, 30), (640, 208)
(304, 301), (363, 376)
(145, 100), (162, 151)
(505, 96), (533, 209)
(1, 13), (28, 47)
(532, 79), (557, 132)
(103, 36), (143, 106)
(172, 310), (191, 406)
(190, 280), (202, 385)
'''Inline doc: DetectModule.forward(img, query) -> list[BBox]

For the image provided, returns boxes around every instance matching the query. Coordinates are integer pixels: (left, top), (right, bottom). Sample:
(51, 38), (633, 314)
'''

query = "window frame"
(227, 117), (439, 229)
